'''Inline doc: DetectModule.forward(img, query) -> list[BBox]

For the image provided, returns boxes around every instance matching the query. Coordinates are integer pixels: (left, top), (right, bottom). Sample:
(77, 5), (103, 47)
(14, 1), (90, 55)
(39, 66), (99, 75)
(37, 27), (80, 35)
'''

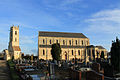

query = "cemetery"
(7, 56), (110, 80)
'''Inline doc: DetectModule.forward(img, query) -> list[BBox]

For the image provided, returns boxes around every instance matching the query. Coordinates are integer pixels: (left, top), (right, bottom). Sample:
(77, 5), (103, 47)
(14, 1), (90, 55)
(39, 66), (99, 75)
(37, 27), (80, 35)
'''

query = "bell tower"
(8, 25), (21, 60)
(9, 25), (19, 46)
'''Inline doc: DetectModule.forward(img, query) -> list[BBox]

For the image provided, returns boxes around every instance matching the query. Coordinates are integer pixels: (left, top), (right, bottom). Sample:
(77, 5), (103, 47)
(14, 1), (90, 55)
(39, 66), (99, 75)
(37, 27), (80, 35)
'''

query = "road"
(0, 60), (11, 80)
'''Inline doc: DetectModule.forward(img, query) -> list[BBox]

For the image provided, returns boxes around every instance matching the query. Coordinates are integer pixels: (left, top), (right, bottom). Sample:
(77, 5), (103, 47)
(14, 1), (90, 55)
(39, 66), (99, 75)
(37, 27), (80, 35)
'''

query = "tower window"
(72, 50), (73, 55)
(15, 38), (17, 42)
(15, 31), (17, 35)
(43, 50), (45, 55)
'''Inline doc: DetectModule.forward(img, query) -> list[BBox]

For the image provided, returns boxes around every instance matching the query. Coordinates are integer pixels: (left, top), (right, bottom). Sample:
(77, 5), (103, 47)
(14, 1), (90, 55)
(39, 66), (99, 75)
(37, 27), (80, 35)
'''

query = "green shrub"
(8, 60), (20, 80)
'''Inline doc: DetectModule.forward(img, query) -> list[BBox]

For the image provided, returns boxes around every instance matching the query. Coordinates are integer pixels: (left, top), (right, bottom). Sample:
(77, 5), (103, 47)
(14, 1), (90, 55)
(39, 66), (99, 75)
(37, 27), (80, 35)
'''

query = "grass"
(7, 60), (20, 80)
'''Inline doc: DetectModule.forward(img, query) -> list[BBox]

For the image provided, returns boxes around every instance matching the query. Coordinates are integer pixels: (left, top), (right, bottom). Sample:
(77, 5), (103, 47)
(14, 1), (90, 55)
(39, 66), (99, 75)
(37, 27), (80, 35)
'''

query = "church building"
(38, 31), (107, 62)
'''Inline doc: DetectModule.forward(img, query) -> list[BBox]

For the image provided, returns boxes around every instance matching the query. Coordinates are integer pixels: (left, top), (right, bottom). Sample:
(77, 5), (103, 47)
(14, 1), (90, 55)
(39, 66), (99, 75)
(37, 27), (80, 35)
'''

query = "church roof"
(96, 46), (105, 49)
(12, 46), (21, 51)
(39, 31), (88, 38)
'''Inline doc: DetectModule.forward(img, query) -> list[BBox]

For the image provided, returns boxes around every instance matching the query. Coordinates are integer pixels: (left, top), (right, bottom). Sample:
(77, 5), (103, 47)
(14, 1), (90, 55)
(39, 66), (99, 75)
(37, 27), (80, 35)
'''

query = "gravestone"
(48, 62), (55, 76)
(46, 60), (48, 66)
(54, 60), (57, 65)
(58, 61), (61, 67)
(17, 59), (19, 64)
(20, 59), (22, 64)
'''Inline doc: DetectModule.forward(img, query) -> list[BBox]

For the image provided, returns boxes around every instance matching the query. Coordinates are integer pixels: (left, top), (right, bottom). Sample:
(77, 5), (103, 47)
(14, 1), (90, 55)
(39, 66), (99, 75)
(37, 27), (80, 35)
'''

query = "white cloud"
(87, 9), (120, 23)
(83, 9), (120, 51)
(85, 9), (120, 34)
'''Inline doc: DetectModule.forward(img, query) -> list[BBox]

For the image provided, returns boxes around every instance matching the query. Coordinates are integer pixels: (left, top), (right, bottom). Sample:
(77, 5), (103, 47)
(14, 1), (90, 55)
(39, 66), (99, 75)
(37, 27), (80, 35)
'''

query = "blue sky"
(0, 0), (120, 55)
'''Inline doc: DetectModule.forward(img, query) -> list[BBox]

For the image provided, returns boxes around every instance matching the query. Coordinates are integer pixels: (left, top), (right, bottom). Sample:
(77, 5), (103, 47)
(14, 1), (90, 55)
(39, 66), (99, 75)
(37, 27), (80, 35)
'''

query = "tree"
(111, 37), (120, 72)
(51, 43), (62, 61)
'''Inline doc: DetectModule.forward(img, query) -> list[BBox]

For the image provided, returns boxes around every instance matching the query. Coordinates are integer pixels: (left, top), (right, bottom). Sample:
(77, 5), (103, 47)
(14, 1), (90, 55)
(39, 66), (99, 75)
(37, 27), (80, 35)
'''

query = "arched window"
(82, 40), (83, 45)
(63, 40), (65, 45)
(50, 40), (51, 44)
(88, 50), (91, 56)
(72, 50), (73, 55)
(101, 51), (104, 58)
(92, 50), (95, 59)
(76, 40), (77, 45)
(43, 50), (45, 55)
(78, 50), (80, 55)
(56, 40), (58, 43)
(43, 39), (45, 44)
(69, 40), (71, 45)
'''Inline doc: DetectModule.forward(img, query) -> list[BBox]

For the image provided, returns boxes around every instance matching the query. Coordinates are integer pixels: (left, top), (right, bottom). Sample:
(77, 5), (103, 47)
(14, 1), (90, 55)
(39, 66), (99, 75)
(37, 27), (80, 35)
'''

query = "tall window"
(43, 50), (45, 55)
(63, 40), (65, 45)
(82, 40), (83, 45)
(69, 40), (71, 45)
(43, 39), (45, 44)
(76, 40), (77, 45)
(72, 50), (73, 55)
(50, 40), (51, 44)
(88, 50), (91, 56)
(56, 40), (58, 43)
(15, 31), (17, 35)
(78, 50), (80, 55)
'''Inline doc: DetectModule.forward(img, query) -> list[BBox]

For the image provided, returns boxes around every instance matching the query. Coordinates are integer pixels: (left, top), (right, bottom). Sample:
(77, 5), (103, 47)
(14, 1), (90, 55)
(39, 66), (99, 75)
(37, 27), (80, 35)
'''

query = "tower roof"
(12, 46), (21, 51)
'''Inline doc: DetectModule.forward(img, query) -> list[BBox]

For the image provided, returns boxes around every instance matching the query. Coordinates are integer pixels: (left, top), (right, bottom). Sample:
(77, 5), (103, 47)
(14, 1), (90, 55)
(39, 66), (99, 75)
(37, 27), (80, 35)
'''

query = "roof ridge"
(39, 31), (83, 34)
(39, 31), (88, 38)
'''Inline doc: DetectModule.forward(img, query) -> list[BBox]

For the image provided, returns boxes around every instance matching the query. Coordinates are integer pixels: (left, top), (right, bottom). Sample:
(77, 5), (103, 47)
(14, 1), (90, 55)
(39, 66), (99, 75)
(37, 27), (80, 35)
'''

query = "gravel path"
(0, 60), (11, 80)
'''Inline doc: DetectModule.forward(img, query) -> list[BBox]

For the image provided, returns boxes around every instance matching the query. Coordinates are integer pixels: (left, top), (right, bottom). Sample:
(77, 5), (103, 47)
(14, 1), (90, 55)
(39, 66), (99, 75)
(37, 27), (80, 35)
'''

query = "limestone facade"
(38, 31), (107, 62)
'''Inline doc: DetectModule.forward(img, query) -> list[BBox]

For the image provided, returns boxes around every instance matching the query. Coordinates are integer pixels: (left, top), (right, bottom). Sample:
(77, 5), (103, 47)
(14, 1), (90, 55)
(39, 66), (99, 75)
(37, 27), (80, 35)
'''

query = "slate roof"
(87, 45), (105, 49)
(39, 31), (88, 38)
(96, 46), (105, 49)
(12, 46), (21, 51)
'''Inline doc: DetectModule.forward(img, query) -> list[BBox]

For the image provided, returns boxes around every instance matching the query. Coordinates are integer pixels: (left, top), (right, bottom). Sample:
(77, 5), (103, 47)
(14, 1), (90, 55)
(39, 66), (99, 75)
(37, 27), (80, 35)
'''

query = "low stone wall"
(69, 69), (104, 80)
(86, 71), (104, 80)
